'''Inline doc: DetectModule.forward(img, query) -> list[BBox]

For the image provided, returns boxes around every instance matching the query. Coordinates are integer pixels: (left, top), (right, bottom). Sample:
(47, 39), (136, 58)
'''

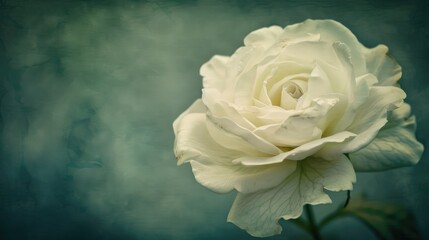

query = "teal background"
(0, 0), (427, 239)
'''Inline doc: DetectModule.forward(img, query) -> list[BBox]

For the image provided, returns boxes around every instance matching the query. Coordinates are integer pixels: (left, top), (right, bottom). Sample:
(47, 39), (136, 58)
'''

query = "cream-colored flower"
(173, 19), (423, 237)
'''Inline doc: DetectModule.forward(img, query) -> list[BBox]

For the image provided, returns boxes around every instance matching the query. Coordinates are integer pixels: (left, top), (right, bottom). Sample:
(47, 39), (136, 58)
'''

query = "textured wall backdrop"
(0, 0), (428, 239)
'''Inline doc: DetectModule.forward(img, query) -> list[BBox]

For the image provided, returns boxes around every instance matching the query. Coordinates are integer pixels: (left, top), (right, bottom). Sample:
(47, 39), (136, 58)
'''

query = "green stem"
(343, 190), (351, 208)
(305, 204), (322, 240)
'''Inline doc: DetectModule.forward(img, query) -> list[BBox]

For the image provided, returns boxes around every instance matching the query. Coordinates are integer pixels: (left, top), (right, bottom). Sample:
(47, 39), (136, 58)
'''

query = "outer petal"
(349, 103), (424, 171)
(174, 113), (240, 165)
(190, 160), (296, 194)
(174, 101), (298, 195)
(281, 19), (367, 76)
(202, 46), (268, 108)
(200, 55), (229, 91)
(173, 99), (207, 134)
(244, 26), (284, 48)
(342, 86), (406, 153)
(227, 155), (356, 237)
(173, 101), (241, 165)
(363, 44), (402, 86)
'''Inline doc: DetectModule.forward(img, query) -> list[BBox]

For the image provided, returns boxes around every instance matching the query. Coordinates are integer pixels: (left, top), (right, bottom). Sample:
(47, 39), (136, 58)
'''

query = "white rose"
(173, 19), (423, 237)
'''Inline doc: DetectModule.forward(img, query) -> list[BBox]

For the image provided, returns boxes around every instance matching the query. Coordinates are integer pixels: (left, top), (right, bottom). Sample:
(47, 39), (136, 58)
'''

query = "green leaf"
(320, 195), (421, 240)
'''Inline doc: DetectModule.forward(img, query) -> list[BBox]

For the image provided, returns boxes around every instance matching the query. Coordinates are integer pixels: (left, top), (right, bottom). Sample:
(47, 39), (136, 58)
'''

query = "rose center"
(284, 82), (304, 99)
(267, 74), (309, 110)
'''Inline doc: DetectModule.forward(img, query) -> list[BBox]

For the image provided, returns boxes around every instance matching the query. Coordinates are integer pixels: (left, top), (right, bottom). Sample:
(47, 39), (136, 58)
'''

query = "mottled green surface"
(0, 0), (427, 239)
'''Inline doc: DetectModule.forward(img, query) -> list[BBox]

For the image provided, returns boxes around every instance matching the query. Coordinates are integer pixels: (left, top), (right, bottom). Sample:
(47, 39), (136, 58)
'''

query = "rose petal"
(280, 87), (297, 109)
(331, 42), (356, 100)
(239, 104), (294, 127)
(326, 73), (378, 134)
(227, 155), (356, 237)
(268, 33), (321, 50)
(342, 86), (406, 152)
(174, 110), (241, 165)
(363, 44), (402, 86)
(201, 46), (268, 108)
(258, 78), (272, 105)
(300, 64), (333, 108)
(234, 131), (355, 166)
(206, 100), (256, 130)
(276, 42), (356, 110)
(254, 61), (312, 105)
(227, 45), (267, 81)
(253, 97), (339, 147)
(300, 42), (355, 105)
(205, 114), (266, 156)
(349, 103), (424, 171)
(207, 111), (282, 155)
(190, 159), (296, 194)
(244, 26), (284, 48)
(281, 19), (367, 76)
(173, 99), (207, 134)
(278, 41), (338, 66)
(200, 55), (229, 91)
